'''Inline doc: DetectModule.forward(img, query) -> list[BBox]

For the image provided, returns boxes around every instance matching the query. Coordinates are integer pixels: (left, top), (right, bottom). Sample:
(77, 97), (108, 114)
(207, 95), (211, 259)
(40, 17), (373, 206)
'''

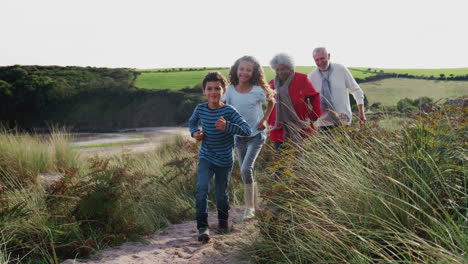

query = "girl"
(224, 56), (275, 220)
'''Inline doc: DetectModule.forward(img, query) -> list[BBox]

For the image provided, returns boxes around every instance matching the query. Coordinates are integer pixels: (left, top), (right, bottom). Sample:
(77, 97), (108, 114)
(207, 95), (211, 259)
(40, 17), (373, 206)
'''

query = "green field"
(135, 66), (381, 90)
(135, 67), (468, 106)
(361, 78), (468, 105)
(360, 67), (468, 77)
(135, 67), (468, 90)
(135, 69), (231, 90)
(136, 67), (228, 72)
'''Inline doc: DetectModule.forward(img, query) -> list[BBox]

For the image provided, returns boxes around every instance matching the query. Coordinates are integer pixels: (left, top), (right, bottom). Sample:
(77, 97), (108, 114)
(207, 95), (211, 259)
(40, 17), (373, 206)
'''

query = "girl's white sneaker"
(242, 208), (255, 221)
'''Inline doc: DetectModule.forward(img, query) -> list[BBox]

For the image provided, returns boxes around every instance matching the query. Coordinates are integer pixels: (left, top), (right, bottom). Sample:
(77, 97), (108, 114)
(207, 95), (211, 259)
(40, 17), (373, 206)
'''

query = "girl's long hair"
(228, 56), (275, 101)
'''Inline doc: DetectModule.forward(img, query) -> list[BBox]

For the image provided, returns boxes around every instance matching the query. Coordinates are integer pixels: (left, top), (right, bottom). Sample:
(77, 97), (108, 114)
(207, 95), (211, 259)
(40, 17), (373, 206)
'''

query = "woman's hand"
(257, 118), (268, 130)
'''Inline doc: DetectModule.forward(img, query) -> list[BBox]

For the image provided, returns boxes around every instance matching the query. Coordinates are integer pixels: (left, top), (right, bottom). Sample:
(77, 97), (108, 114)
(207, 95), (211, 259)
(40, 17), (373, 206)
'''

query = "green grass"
(134, 66), (381, 90)
(360, 67), (468, 77)
(135, 69), (230, 90)
(127, 134), (145, 138)
(134, 66), (303, 90)
(135, 66), (467, 90)
(135, 66), (467, 108)
(377, 116), (413, 131)
(136, 67), (227, 72)
(361, 78), (468, 105)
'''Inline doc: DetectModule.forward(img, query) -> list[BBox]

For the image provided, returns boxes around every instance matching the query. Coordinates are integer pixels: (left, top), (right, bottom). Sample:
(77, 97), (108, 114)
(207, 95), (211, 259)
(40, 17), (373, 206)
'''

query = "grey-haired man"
(308, 47), (366, 130)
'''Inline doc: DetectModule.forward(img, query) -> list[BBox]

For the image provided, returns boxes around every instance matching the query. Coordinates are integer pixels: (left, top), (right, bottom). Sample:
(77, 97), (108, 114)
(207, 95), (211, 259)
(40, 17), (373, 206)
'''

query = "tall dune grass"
(0, 234), (13, 264)
(0, 131), (52, 186)
(0, 131), (215, 263)
(0, 128), (83, 188)
(247, 102), (466, 263)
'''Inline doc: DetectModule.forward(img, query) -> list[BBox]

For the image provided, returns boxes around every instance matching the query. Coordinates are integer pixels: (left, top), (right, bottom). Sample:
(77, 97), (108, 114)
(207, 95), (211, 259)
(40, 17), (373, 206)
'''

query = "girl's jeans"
(235, 133), (266, 184)
(195, 158), (232, 223)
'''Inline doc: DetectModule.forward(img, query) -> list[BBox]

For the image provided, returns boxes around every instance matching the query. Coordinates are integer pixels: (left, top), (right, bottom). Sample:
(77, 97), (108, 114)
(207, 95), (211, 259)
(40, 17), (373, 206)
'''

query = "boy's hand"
(257, 118), (267, 130)
(215, 116), (226, 131)
(193, 131), (204, 141)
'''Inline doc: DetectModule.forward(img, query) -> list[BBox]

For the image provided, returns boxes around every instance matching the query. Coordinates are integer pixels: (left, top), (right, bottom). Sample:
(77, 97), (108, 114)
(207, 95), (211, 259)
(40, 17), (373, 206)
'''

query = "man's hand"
(215, 116), (227, 131)
(193, 131), (204, 141)
(257, 118), (267, 130)
(358, 104), (367, 127)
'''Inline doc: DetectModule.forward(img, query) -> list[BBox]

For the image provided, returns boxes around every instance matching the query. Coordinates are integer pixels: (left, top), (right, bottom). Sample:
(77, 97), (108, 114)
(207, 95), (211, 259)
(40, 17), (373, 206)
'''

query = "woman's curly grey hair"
(270, 53), (295, 71)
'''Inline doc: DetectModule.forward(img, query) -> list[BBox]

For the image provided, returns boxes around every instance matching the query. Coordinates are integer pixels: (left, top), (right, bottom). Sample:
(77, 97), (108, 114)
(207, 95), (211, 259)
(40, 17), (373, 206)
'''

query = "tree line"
(0, 65), (204, 130)
(0, 66), (139, 126)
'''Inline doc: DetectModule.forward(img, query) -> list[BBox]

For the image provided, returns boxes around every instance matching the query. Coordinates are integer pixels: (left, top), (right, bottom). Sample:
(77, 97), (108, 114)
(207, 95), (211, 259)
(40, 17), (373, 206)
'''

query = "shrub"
(396, 96), (436, 113)
(246, 101), (466, 263)
(397, 97), (416, 113)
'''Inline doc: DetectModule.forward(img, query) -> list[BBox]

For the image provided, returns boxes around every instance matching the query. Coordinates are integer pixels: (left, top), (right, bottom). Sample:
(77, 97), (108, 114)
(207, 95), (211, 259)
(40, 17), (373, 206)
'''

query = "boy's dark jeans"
(195, 158), (232, 229)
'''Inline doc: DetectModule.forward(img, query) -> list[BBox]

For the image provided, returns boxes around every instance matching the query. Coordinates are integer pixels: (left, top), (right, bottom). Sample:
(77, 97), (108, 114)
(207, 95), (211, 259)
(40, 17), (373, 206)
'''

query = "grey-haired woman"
(267, 53), (322, 149)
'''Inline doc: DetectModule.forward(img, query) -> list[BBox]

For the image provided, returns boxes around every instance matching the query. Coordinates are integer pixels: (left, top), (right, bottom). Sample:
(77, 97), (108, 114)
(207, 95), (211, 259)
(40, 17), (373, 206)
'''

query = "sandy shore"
(73, 127), (190, 154)
(62, 209), (254, 264)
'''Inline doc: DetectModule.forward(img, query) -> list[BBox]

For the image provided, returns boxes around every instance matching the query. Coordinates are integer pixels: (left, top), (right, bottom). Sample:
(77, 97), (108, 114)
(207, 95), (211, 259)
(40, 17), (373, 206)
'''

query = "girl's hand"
(257, 118), (267, 130)
(193, 131), (204, 141)
(215, 116), (227, 131)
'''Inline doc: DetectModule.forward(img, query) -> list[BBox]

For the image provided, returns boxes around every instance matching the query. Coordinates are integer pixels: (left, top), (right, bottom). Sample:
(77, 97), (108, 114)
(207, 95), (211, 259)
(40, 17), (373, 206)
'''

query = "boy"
(189, 72), (251, 243)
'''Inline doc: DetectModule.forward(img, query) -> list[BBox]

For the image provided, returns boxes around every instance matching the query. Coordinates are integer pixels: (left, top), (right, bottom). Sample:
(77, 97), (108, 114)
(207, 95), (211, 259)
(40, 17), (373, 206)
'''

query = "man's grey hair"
(313, 47), (328, 56)
(270, 53), (295, 71)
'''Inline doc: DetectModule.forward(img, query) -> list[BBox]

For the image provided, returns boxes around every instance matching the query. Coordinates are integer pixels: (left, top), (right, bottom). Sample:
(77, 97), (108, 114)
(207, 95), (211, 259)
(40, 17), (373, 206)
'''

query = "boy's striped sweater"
(189, 103), (251, 167)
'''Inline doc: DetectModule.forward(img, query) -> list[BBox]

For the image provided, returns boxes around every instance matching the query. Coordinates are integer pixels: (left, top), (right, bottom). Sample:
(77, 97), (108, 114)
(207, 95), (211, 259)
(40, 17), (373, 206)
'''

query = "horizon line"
(1, 64), (467, 70)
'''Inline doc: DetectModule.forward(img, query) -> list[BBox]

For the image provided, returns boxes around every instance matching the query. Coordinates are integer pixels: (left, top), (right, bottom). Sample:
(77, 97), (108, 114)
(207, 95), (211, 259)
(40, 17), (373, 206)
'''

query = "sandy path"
(63, 209), (254, 264)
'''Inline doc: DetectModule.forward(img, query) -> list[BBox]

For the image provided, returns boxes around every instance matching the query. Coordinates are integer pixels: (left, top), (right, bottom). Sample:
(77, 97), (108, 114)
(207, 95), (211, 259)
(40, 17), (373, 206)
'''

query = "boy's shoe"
(197, 227), (210, 243)
(217, 209), (229, 234)
(242, 208), (255, 221)
(196, 215), (209, 230)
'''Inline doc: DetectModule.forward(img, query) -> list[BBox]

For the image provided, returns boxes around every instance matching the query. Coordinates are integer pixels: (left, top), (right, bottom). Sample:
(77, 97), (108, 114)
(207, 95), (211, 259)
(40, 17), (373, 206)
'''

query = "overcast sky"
(1, 0), (467, 69)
